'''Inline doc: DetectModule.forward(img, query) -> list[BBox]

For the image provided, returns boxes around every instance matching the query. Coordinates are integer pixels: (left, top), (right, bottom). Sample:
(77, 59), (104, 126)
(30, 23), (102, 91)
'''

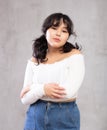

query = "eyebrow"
(61, 26), (68, 30)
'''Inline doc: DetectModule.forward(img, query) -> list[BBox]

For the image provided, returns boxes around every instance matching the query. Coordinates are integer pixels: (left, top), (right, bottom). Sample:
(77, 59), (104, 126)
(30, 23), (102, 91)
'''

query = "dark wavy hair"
(32, 13), (80, 64)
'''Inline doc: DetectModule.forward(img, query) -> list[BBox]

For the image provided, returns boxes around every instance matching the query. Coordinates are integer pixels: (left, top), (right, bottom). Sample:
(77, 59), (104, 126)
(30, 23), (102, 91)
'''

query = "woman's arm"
(59, 54), (85, 99)
(20, 82), (66, 105)
(20, 86), (30, 98)
(20, 60), (45, 105)
(20, 60), (66, 105)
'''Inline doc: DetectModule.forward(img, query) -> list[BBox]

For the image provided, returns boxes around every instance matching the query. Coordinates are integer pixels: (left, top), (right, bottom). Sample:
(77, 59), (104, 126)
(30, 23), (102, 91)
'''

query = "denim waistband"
(35, 99), (76, 107)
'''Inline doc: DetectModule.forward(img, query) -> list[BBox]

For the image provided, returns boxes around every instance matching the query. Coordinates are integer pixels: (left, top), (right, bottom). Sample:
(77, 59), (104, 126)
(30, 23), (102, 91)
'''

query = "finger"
(51, 93), (65, 99)
(54, 86), (65, 90)
(20, 89), (29, 98)
(53, 89), (66, 95)
(20, 92), (24, 98)
(20, 90), (26, 98)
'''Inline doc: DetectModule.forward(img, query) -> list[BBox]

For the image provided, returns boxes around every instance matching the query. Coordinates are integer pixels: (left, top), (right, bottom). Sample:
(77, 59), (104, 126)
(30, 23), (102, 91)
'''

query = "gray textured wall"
(0, 0), (107, 130)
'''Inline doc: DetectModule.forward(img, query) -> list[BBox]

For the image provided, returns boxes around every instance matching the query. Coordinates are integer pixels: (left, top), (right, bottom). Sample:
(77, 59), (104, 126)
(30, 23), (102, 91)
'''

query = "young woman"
(20, 13), (85, 130)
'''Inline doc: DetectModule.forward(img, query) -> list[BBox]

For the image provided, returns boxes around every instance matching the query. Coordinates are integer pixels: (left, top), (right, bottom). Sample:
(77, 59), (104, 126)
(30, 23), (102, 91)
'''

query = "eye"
(51, 26), (57, 30)
(62, 30), (68, 33)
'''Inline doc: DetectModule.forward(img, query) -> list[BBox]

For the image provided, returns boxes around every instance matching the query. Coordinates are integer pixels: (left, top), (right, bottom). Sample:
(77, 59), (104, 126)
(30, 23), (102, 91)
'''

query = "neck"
(47, 46), (62, 55)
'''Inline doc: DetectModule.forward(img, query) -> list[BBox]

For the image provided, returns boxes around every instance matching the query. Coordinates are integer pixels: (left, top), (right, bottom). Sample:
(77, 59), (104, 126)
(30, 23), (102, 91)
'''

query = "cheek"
(62, 35), (69, 42)
(46, 31), (52, 42)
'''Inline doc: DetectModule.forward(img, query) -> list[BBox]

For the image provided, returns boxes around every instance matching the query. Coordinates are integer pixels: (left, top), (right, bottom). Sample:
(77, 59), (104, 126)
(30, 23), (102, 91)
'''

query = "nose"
(56, 29), (61, 36)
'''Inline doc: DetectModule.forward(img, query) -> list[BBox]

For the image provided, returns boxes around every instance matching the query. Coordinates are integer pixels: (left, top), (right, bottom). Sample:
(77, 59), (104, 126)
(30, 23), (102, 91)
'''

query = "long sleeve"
(59, 54), (85, 99)
(21, 61), (45, 105)
(21, 54), (85, 104)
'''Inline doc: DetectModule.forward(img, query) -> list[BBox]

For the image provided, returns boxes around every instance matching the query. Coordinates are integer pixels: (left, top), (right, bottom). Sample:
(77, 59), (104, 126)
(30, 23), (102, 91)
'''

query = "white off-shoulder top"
(21, 54), (85, 105)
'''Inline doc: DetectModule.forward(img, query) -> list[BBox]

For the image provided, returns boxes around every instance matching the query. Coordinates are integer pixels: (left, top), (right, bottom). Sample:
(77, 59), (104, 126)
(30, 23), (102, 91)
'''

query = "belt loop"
(59, 103), (62, 108)
(46, 101), (51, 110)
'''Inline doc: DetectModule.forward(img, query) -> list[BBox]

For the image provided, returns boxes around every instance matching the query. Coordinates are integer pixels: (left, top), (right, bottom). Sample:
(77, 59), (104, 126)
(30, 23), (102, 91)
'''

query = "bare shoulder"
(30, 56), (37, 63)
(69, 49), (82, 56)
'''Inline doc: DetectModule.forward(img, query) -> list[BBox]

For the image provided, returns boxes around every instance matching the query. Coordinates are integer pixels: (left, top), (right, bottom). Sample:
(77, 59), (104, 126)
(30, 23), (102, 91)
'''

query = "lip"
(53, 38), (61, 42)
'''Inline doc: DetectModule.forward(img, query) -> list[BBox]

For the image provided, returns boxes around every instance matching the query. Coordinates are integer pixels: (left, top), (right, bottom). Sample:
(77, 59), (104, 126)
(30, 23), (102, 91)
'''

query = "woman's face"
(46, 22), (69, 48)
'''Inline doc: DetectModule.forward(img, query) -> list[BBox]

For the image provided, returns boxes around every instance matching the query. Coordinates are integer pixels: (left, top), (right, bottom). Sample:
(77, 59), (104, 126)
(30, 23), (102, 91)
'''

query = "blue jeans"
(24, 100), (80, 130)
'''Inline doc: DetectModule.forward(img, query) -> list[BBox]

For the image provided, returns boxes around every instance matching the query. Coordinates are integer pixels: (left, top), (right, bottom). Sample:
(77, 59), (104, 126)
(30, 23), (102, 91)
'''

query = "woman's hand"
(20, 86), (30, 98)
(44, 83), (66, 99)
